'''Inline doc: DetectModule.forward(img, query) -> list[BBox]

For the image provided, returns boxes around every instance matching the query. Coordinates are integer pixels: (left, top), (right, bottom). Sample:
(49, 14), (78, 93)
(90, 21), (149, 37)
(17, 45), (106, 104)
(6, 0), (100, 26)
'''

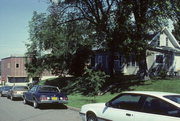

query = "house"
(1, 56), (57, 86)
(93, 27), (180, 76)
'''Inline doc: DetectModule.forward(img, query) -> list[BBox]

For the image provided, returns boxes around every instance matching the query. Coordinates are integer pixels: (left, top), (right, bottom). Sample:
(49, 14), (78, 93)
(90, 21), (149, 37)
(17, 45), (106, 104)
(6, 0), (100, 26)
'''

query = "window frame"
(140, 95), (180, 118)
(107, 93), (143, 111)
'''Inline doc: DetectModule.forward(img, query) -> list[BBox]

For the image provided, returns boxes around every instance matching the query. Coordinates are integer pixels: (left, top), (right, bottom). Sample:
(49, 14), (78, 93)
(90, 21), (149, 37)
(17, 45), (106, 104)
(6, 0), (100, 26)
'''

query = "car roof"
(122, 91), (180, 97)
(38, 85), (58, 88)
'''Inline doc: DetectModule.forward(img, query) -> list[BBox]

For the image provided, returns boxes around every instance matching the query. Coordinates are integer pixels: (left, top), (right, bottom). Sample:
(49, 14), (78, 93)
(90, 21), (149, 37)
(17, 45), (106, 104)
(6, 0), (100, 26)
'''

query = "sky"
(0, 0), (50, 60)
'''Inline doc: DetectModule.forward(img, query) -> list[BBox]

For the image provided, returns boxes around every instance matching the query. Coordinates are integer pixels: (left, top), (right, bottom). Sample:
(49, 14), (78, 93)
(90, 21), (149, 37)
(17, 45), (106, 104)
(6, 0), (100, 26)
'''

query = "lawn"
(67, 79), (180, 108)
(67, 93), (118, 108)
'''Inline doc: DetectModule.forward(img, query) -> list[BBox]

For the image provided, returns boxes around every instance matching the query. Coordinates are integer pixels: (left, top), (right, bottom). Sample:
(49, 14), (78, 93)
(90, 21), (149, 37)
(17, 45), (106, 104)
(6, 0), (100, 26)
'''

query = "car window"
(14, 86), (28, 91)
(38, 87), (59, 92)
(4, 86), (12, 90)
(164, 95), (180, 104)
(110, 94), (141, 111)
(142, 96), (180, 117)
(30, 86), (36, 92)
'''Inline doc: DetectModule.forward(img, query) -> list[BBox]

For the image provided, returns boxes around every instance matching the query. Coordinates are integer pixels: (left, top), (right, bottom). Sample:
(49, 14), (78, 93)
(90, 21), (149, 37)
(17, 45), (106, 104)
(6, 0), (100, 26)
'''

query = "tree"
(125, 0), (175, 79)
(172, 21), (180, 43)
(26, 4), (95, 77)
(57, 0), (178, 79)
(172, 0), (180, 43)
(25, 12), (47, 77)
(59, 0), (132, 77)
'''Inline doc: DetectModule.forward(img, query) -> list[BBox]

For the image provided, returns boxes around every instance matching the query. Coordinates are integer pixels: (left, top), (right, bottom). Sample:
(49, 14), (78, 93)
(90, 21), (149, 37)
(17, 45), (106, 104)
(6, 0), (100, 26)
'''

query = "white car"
(79, 91), (180, 121)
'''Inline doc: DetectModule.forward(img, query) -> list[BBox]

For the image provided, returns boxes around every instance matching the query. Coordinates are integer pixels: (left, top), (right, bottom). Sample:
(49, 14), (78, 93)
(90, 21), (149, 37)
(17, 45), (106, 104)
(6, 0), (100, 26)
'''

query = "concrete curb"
(68, 106), (80, 112)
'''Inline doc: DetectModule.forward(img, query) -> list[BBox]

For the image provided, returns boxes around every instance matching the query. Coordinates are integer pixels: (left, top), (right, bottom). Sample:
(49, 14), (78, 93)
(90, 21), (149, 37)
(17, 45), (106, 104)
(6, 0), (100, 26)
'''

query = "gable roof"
(149, 27), (180, 50)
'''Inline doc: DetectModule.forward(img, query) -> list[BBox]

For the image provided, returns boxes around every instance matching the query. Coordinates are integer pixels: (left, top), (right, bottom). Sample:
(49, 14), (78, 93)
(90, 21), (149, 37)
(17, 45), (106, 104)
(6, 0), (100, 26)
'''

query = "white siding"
(160, 33), (175, 48)
(174, 56), (180, 71)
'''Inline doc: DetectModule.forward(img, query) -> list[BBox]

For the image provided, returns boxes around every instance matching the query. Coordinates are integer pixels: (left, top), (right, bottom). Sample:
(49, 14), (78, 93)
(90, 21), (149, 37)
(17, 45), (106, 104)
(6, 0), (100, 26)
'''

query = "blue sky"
(0, 0), (49, 60)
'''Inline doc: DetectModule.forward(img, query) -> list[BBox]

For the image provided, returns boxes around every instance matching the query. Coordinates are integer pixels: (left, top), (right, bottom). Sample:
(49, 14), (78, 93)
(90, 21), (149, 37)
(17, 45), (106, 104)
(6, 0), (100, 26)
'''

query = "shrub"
(77, 68), (109, 97)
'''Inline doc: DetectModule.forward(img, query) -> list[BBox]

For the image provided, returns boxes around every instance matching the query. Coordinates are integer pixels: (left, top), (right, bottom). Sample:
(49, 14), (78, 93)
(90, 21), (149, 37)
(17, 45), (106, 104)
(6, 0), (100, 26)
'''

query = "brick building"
(1, 56), (56, 86)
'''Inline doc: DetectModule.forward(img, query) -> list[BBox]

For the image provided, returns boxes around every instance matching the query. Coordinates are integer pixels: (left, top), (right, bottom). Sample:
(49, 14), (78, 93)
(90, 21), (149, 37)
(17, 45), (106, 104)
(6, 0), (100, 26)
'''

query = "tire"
(0, 93), (2, 97)
(33, 100), (39, 108)
(87, 113), (97, 121)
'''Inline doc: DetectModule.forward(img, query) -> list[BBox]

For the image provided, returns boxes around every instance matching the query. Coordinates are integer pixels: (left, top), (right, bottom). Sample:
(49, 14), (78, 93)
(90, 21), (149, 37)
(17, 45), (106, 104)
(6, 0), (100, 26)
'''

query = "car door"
(101, 94), (142, 121)
(134, 96), (180, 121)
(26, 86), (37, 101)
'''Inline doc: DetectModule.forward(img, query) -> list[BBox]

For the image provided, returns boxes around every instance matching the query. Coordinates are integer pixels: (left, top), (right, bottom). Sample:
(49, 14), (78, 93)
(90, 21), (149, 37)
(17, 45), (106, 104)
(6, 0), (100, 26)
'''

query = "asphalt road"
(0, 97), (81, 121)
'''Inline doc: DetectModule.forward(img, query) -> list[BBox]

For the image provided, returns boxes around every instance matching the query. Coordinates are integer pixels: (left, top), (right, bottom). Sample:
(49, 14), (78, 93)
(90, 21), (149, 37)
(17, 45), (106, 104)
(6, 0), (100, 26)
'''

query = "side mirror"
(105, 102), (111, 107)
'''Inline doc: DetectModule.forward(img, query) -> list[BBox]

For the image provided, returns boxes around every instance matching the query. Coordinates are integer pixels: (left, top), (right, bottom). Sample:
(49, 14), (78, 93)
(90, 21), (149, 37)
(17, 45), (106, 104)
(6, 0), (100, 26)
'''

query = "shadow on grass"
(101, 75), (151, 94)
(43, 75), (152, 95)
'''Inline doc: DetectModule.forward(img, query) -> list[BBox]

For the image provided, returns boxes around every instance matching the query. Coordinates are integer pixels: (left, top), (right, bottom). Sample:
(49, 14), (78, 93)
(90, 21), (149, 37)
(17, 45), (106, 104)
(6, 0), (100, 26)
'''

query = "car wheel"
(33, 100), (39, 108)
(87, 113), (97, 121)
(0, 93), (2, 97)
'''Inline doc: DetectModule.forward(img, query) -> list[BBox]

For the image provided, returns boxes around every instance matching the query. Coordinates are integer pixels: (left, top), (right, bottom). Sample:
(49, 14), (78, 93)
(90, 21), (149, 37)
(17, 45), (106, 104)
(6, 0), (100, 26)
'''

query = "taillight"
(60, 97), (68, 100)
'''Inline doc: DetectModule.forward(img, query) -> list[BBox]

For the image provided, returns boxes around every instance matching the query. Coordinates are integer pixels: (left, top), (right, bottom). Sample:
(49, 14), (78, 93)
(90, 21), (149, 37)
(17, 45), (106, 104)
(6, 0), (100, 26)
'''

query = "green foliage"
(26, 0), (179, 79)
(77, 69), (109, 97)
(172, 21), (180, 43)
(159, 69), (168, 79)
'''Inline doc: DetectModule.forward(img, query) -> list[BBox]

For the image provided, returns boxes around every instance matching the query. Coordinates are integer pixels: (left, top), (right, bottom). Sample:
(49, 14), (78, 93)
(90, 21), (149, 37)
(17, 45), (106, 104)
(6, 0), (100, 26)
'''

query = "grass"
(131, 79), (180, 93)
(67, 79), (180, 108)
(67, 93), (118, 108)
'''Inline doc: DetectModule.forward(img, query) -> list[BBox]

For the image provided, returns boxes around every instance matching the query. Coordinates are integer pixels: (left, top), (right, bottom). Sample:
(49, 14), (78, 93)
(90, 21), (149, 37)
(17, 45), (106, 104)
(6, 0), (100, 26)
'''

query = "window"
(110, 94), (141, 111)
(164, 95), (180, 104)
(14, 86), (28, 91)
(16, 64), (19, 68)
(156, 55), (163, 63)
(131, 55), (136, 66)
(142, 96), (180, 117)
(157, 40), (160, 46)
(97, 56), (102, 64)
(30, 86), (37, 92)
(39, 87), (59, 92)
(126, 55), (137, 67)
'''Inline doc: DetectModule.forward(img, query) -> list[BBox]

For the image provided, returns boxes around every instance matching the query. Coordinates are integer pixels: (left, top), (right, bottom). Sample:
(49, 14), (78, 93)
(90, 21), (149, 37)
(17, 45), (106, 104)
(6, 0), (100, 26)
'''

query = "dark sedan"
(23, 85), (68, 108)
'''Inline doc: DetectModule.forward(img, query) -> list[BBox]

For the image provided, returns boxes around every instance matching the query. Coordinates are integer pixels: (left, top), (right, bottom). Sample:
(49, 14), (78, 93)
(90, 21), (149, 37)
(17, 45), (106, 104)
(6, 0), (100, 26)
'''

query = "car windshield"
(164, 95), (180, 104)
(14, 86), (28, 91)
(4, 86), (12, 90)
(38, 87), (59, 92)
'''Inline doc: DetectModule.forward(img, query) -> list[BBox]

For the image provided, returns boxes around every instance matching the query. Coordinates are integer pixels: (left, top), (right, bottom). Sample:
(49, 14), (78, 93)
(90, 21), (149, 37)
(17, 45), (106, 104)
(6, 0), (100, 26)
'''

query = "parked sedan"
(80, 91), (180, 121)
(23, 85), (68, 108)
(7, 86), (29, 100)
(0, 86), (12, 97)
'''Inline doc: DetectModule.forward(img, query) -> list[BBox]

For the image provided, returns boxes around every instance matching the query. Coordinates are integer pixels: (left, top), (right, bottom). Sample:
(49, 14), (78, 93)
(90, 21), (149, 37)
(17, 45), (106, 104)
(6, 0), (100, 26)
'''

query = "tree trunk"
(137, 50), (149, 80)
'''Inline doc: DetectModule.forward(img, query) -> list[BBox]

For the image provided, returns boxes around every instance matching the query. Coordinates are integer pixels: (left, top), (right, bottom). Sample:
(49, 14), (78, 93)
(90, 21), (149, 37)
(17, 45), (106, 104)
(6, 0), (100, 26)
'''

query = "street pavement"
(0, 97), (81, 121)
